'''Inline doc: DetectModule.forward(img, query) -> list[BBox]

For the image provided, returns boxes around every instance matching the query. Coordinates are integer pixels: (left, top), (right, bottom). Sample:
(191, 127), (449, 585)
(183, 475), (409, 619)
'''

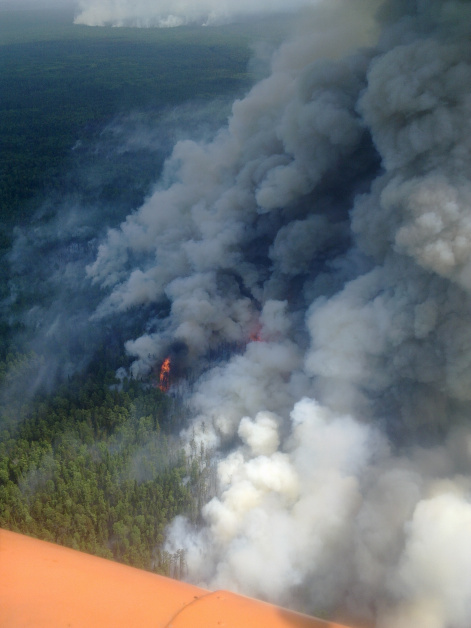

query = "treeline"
(0, 357), (211, 577)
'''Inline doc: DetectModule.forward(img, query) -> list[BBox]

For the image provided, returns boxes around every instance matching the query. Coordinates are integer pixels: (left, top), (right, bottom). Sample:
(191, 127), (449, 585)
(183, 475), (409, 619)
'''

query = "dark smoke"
(1, 101), (232, 404)
(86, 1), (471, 625)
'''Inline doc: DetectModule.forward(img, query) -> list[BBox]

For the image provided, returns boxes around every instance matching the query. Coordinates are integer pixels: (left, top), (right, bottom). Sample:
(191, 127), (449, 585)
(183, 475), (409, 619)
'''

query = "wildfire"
(249, 323), (262, 343)
(158, 357), (171, 392)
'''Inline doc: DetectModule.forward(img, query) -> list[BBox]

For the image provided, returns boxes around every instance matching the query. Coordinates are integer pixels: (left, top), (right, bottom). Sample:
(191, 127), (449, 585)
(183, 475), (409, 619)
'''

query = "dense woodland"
(0, 6), (254, 227)
(0, 6), (266, 574)
(0, 353), (213, 576)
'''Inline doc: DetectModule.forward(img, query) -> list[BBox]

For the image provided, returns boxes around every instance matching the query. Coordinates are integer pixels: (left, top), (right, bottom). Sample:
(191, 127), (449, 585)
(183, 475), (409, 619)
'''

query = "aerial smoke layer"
(87, 1), (471, 626)
(74, 0), (321, 27)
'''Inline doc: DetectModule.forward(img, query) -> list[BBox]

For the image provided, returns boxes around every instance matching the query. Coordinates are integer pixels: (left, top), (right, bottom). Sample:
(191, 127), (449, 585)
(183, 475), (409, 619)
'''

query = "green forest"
(0, 5), (281, 575)
(0, 5), (254, 227)
(0, 352), (212, 576)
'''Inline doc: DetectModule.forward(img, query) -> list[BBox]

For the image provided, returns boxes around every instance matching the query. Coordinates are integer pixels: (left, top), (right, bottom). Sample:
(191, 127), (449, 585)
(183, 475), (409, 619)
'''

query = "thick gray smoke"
(88, 1), (471, 626)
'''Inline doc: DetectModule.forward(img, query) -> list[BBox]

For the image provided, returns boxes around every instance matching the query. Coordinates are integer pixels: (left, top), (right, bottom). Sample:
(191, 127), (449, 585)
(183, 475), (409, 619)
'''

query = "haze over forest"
(2, 2), (471, 627)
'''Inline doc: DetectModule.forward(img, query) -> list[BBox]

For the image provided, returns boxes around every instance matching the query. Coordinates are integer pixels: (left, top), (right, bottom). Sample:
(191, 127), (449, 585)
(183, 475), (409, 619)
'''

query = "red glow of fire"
(249, 323), (263, 343)
(158, 357), (171, 392)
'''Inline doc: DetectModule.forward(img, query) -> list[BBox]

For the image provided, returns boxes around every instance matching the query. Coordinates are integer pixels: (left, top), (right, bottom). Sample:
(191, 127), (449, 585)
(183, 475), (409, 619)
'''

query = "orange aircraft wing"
(0, 528), (350, 628)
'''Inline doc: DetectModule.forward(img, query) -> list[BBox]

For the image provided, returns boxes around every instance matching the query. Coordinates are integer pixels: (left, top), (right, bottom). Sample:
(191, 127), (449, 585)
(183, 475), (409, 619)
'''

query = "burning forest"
(158, 357), (172, 392)
(86, 1), (471, 625)
(4, 0), (471, 627)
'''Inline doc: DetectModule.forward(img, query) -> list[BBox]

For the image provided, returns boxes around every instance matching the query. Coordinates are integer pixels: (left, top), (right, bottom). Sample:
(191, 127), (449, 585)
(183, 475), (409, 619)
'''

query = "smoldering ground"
(5, 0), (471, 626)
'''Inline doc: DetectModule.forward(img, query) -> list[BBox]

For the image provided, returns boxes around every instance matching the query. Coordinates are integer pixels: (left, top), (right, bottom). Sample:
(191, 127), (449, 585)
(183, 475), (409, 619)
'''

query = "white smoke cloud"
(379, 492), (471, 628)
(87, 0), (471, 626)
(74, 0), (321, 27)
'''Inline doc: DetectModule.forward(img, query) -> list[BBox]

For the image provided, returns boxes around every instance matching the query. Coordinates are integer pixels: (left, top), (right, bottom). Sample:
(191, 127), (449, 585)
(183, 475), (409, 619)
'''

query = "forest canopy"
(0, 357), (211, 576)
(0, 5), (262, 574)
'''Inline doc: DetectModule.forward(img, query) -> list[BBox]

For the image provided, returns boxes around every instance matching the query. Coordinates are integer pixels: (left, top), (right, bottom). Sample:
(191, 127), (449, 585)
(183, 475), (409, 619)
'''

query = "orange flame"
(249, 323), (263, 343)
(158, 357), (171, 392)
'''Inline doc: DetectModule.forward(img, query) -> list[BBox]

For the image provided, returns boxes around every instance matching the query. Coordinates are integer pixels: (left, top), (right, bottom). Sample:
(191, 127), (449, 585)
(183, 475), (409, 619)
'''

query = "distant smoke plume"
(85, 0), (471, 626)
(74, 0), (321, 27)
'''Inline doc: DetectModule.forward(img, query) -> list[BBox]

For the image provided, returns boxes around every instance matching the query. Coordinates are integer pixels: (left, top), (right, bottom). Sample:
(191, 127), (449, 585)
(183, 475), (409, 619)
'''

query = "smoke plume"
(84, 1), (471, 626)
(74, 0), (321, 27)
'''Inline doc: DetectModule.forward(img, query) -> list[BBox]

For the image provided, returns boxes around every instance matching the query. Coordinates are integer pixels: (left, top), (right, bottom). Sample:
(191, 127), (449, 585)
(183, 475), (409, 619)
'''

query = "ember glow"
(249, 324), (262, 343)
(158, 357), (171, 392)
